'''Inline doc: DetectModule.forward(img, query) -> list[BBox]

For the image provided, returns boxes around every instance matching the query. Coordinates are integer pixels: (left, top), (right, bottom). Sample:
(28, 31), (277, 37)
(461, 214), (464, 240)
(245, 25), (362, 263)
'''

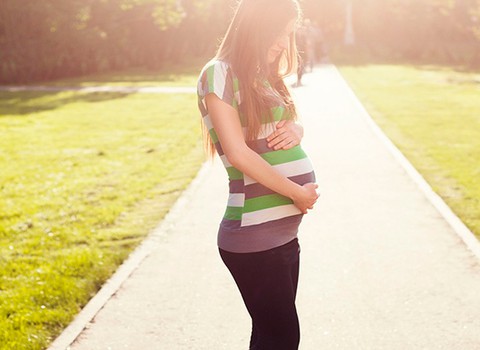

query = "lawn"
(0, 87), (204, 349)
(15, 59), (205, 88)
(338, 64), (480, 239)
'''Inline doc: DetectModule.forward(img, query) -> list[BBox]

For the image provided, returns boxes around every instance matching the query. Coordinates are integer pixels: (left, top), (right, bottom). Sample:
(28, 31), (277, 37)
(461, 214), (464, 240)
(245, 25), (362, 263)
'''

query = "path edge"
(47, 160), (212, 350)
(331, 64), (480, 261)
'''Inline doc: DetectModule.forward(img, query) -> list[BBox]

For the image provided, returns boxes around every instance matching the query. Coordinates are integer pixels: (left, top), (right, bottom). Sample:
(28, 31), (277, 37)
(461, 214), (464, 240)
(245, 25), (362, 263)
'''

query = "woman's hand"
(206, 93), (316, 211)
(291, 183), (319, 214)
(266, 120), (304, 150)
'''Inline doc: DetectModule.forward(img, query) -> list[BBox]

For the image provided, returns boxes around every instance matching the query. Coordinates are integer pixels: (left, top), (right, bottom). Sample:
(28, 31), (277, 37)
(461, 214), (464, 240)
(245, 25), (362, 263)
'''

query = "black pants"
(219, 239), (301, 350)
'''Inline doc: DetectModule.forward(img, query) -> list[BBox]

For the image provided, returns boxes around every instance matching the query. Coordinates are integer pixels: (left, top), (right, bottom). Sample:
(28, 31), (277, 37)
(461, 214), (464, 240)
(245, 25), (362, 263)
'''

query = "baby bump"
(244, 145), (316, 194)
(240, 145), (315, 227)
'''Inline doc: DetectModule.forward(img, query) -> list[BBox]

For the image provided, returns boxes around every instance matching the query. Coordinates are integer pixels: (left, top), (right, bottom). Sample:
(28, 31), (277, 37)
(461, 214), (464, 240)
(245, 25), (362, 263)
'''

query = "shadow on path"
(0, 90), (132, 116)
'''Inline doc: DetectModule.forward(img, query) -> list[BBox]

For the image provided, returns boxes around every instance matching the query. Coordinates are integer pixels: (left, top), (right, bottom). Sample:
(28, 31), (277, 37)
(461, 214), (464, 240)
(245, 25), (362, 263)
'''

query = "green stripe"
(260, 146), (307, 166)
(226, 166), (243, 180)
(272, 106), (286, 122)
(224, 206), (242, 221)
(258, 107), (289, 124)
(244, 194), (293, 213)
(209, 128), (218, 143)
(233, 77), (240, 94)
(232, 78), (240, 109)
(207, 66), (215, 93)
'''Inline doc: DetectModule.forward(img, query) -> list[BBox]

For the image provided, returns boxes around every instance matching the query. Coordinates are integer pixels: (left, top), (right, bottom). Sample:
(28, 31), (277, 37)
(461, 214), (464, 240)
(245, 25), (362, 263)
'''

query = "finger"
(281, 139), (297, 150)
(267, 133), (289, 148)
(267, 128), (287, 143)
(273, 138), (295, 150)
(276, 119), (287, 129)
(268, 131), (286, 143)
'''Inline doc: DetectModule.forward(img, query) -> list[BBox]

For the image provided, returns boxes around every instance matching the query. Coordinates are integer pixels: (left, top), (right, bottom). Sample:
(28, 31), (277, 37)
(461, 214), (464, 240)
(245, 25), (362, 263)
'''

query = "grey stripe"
(220, 214), (302, 231)
(244, 172), (316, 200)
(215, 142), (224, 156)
(218, 214), (303, 254)
(198, 101), (208, 116)
(246, 138), (272, 154)
(229, 180), (244, 193)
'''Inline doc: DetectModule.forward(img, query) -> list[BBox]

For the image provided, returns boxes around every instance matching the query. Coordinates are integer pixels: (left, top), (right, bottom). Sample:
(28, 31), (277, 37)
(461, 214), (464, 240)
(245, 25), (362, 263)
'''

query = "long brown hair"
(204, 0), (301, 156)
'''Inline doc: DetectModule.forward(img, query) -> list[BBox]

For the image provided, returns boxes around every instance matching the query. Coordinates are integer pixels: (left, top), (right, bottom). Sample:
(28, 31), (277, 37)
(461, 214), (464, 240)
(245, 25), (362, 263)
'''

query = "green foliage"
(0, 84), (204, 349)
(304, 0), (480, 65)
(0, 0), (190, 83)
(1, 0), (480, 83)
(339, 64), (480, 238)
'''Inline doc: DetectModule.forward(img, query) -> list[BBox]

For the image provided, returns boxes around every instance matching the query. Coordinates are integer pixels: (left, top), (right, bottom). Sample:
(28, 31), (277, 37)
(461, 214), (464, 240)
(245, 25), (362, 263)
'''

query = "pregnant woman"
(197, 0), (318, 349)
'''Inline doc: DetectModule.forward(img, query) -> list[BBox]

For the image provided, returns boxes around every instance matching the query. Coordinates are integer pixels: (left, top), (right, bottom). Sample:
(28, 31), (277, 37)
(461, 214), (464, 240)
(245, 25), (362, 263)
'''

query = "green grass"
(15, 59), (206, 88)
(338, 64), (480, 238)
(0, 88), (204, 349)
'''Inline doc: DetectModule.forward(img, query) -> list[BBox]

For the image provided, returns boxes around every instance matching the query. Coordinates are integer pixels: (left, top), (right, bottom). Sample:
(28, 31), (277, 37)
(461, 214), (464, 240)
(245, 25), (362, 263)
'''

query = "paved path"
(51, 65), (480, 350)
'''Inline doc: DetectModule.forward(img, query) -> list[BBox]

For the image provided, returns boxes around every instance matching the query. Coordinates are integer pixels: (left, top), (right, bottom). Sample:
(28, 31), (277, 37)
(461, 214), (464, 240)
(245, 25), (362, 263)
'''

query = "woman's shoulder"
(197, 59), (238, 105)
(199, 59), (232, 79)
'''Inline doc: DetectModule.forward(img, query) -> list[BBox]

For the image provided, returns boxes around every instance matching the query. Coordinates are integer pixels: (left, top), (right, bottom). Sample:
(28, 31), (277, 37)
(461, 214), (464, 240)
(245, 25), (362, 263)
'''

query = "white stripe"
(241, 205), (301, 226)
(244, 157), (314, 186)
(234, 90), (242, 105)
(228, 193), (245, 207)
(220, 154), (232, 168)
(214, 63), (227, 101)
(203, 115), (213, 130)
(201, 96), (207, 110)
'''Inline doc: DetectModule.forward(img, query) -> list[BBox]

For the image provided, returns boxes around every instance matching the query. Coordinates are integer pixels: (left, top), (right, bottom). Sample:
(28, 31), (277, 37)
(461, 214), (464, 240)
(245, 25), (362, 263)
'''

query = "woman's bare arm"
(205, 94), (318, 213)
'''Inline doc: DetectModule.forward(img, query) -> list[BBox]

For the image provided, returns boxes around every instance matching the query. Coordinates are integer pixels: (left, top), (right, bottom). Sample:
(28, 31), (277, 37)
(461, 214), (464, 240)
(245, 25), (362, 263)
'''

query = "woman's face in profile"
(267, 19), (297, 64)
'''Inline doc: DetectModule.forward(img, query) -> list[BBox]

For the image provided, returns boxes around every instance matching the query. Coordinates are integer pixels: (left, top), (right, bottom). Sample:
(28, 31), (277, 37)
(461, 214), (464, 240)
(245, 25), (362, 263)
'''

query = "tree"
(1, 0), (479, 84)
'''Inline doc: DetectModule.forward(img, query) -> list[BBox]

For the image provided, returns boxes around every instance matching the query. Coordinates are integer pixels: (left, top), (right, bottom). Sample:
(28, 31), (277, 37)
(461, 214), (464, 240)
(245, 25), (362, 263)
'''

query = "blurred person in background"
(296, 18), (316, 86)
(296, 21), (308, 86)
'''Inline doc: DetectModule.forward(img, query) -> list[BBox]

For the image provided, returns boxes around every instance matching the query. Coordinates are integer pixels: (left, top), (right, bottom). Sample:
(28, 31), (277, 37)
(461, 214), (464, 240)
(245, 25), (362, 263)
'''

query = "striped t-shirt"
(197, 59), (316, 253)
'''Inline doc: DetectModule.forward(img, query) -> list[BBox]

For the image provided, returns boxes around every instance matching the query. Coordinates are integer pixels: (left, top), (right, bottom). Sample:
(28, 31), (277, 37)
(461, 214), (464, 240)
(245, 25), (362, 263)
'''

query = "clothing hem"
(217, 216), (303, 253)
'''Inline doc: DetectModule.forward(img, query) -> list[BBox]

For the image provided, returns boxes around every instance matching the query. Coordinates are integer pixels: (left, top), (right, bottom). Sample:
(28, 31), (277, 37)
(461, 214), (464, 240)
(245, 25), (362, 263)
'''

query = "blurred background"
(1, 0), (480, 84)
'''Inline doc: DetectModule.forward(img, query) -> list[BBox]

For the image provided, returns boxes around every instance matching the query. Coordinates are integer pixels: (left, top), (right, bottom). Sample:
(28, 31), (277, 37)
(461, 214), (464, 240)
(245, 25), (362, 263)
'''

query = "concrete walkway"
(51, 64), (480, 350)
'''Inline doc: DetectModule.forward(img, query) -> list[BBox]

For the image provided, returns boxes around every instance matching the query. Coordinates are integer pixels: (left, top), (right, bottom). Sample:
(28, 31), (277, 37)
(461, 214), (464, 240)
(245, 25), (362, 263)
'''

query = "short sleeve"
(197, 60), (236, 110)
